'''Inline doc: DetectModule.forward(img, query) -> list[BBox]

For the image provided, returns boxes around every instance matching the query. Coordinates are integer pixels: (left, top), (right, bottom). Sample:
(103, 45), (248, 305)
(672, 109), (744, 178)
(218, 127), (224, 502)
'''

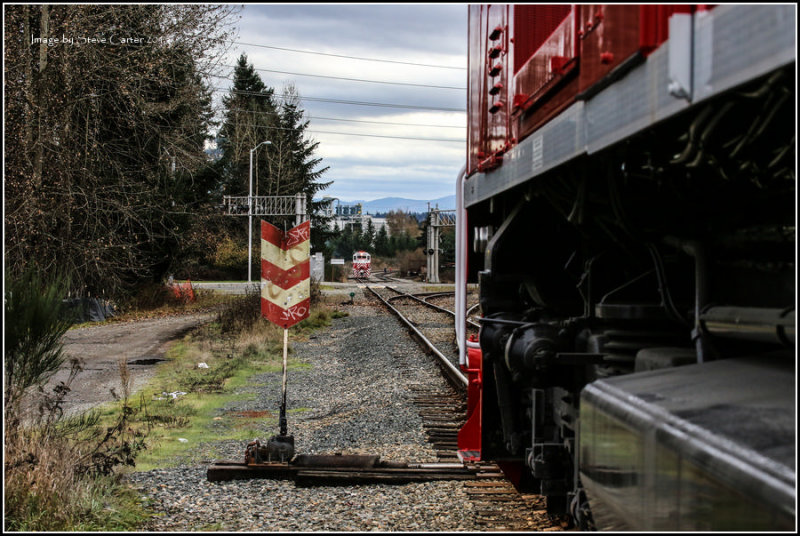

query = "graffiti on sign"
(261, 220), (310, 328)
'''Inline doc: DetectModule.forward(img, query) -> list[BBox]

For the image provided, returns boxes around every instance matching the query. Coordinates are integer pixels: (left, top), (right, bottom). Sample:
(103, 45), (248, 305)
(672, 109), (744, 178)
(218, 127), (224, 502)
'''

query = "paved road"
(190, 282), (261, 295)
(32, 313), (215, 419)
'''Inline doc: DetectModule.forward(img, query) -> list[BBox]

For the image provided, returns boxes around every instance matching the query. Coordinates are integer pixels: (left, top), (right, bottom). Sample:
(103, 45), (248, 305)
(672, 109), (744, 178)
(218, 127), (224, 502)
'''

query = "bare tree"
(4, 5), (239, 295)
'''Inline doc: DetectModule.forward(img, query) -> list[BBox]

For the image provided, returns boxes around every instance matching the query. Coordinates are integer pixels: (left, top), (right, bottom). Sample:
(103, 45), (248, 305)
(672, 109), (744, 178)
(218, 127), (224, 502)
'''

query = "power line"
(311, 114), (465, 129)
(256, 124), (464, 143)
(214, 68), (465, 90)
(231, 41), (466, 71)
(228, 107), (465, 129)
(211, 86), (465, 113)
(310, 129), (464, 143)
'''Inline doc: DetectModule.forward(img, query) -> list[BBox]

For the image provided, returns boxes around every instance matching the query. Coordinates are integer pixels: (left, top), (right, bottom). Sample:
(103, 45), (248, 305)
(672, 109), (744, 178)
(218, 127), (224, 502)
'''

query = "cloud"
(239, 5), (467, 56)
(216, 4), (468, 202)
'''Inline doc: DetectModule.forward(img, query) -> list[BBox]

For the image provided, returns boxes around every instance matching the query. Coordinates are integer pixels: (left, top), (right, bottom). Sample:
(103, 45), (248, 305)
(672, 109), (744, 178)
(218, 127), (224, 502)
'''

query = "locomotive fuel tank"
(580, 353), (795, 531)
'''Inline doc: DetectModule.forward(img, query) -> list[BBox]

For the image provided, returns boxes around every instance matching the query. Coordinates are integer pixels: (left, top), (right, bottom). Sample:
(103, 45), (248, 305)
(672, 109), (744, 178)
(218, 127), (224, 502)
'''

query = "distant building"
(336, 203), (362, 217)
(369, 216), (388, 234)
(319, 198), (336, 218)
(318, 197), (390, 235)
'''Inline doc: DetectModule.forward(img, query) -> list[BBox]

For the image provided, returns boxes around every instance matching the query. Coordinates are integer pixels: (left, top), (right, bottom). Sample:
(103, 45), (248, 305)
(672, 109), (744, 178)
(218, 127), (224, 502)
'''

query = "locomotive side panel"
(512, 5), (579, 142)
(484, 4), (511, 163)
(577, 4), (642, 95)
(467, 4), (486, 177)
(467, 4), (512, 175)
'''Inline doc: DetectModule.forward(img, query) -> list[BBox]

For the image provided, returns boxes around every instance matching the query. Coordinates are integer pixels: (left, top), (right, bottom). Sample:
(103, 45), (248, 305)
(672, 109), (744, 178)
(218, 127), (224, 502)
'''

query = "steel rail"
(421, 292), (458, 303)
(367, 286), (469, 389)
(386, 287), (456, 316)
(385, 286), (481, 329)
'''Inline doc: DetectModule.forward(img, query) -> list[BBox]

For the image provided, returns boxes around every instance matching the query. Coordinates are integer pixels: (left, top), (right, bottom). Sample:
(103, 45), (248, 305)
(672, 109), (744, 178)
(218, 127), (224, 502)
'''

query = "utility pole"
(248, 141), (272, 283)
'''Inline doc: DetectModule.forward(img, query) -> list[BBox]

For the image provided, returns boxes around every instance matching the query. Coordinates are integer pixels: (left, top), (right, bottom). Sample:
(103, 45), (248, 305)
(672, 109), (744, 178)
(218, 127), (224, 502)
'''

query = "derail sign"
(261, 220), (310, 328)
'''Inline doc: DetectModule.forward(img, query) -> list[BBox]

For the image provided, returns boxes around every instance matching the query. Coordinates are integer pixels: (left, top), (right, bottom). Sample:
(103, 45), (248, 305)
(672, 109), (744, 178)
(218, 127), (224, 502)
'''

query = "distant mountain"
(327, 195), (456, 214)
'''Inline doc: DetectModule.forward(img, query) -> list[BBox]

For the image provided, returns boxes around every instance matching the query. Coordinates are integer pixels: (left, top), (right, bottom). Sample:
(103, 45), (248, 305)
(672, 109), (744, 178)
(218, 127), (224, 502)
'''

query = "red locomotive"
(456, 4), (795, 531)
(351, 250), (371, 279)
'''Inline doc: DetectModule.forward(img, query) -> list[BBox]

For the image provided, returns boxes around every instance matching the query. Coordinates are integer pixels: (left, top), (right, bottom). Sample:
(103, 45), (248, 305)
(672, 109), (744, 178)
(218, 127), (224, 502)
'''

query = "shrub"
(213, 235), (248, 270)
(4, 270), (74, 417)
(216, 288), (261, 334)
(4, 271), (147, 531)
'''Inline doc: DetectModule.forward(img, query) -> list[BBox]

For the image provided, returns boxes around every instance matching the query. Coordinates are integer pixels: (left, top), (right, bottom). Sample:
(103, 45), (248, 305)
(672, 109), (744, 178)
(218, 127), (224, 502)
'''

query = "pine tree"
(374, 225), (390, 256)
(270, 84), (333, 251)
(361, 219), (376, 251)
(215, 62), (332, 252)
(216, 54), (278, 198)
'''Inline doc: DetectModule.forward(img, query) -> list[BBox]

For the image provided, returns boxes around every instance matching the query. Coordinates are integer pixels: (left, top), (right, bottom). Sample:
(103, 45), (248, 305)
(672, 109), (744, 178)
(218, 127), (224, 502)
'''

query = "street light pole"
(248, 140), (271, 283)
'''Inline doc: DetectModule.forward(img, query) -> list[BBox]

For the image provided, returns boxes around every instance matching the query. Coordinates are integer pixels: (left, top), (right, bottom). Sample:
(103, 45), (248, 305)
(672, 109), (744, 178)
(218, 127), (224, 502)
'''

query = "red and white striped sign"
(261, 220), (310, 328)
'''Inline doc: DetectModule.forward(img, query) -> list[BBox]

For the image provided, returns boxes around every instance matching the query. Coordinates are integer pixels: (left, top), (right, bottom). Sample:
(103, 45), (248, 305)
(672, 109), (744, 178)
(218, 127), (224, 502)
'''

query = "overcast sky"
(213, 3), (468, 203)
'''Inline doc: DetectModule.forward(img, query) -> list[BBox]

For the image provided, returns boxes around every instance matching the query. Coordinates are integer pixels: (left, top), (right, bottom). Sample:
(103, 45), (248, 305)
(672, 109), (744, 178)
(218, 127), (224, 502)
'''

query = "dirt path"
(39, 313), (215, 418)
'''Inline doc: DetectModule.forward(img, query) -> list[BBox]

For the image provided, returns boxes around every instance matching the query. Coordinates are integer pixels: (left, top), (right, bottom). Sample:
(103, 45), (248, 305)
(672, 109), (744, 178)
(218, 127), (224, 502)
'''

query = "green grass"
(421, 285), (455, 292)
(5, 288), (349, 533)
(132, 395), (263, 471)
(116, 343), (281, 469)
(104, 308), (342, 471)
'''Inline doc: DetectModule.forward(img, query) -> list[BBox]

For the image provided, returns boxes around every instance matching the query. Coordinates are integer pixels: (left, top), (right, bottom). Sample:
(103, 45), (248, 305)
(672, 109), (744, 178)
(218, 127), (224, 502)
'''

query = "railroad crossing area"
(191, 279), (456, 296)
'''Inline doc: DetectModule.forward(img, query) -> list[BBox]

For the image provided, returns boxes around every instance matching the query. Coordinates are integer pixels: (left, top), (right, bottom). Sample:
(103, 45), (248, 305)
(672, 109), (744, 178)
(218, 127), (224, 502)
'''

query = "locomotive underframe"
(463, 6), (796, 528)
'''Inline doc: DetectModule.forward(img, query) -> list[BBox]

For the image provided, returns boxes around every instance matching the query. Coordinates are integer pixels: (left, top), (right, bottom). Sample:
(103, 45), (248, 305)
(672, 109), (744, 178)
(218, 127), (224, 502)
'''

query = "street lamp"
(249, 140), (271, 283)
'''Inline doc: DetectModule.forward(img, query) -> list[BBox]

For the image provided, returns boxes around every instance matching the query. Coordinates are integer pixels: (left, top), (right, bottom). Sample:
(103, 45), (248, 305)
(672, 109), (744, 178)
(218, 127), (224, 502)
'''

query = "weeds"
(216, 287), (261, 334)
(126, 305), (343, 469)
(4, 341), (147, 531)
(101, 283), (229, 325)
(5, 272), (155, 531)
(4, 277), (349, 530)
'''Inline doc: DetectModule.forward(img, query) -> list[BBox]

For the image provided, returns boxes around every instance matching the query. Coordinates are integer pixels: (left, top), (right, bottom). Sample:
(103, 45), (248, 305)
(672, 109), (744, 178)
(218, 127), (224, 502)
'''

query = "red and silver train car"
(455, 4), (795, 531)
(352, 250), (371, 278)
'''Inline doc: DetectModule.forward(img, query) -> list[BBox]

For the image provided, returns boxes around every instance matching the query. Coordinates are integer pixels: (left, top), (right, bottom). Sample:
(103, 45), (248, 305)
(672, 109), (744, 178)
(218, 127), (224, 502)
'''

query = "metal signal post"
(426, 205), (456, 284)
(222, 193), (308, 282)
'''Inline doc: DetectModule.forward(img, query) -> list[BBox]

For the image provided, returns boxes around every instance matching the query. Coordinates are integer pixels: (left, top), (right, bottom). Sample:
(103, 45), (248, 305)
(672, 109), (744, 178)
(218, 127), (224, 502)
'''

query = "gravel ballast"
(126, 298), (482, 531)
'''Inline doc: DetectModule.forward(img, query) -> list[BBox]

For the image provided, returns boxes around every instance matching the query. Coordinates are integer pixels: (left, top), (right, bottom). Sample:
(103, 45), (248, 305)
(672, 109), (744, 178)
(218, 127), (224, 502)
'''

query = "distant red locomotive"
(456, 4), (795, 531)
(351, 250), (371, 279)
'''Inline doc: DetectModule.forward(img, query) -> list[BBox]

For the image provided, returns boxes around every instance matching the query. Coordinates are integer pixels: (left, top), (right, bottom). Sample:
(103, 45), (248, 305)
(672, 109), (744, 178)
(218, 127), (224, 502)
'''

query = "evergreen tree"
(216, 54), (277, 199)
(439, 227), (456, 264)
(216, 61), (332, 254)
(332, 226), (352, 258)
(271, 84), (333, 252)
(326, 222), (342, 253)
(361, 219), (376, 251)
(374, 225), (390, 256)
(388, 235), (400, 255)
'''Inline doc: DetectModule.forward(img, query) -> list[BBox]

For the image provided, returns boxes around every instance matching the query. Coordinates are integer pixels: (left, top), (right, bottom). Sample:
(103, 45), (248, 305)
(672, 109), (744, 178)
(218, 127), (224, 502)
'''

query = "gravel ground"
(126, 298), (483, 532)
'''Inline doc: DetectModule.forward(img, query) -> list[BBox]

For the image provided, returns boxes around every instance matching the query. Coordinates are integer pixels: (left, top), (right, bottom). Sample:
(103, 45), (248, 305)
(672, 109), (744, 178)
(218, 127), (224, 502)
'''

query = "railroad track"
(366, 285), (566, 532)
(349, 269), (404, 285)
(382, 286), (479, 359)
(368, 285), (471, 389)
